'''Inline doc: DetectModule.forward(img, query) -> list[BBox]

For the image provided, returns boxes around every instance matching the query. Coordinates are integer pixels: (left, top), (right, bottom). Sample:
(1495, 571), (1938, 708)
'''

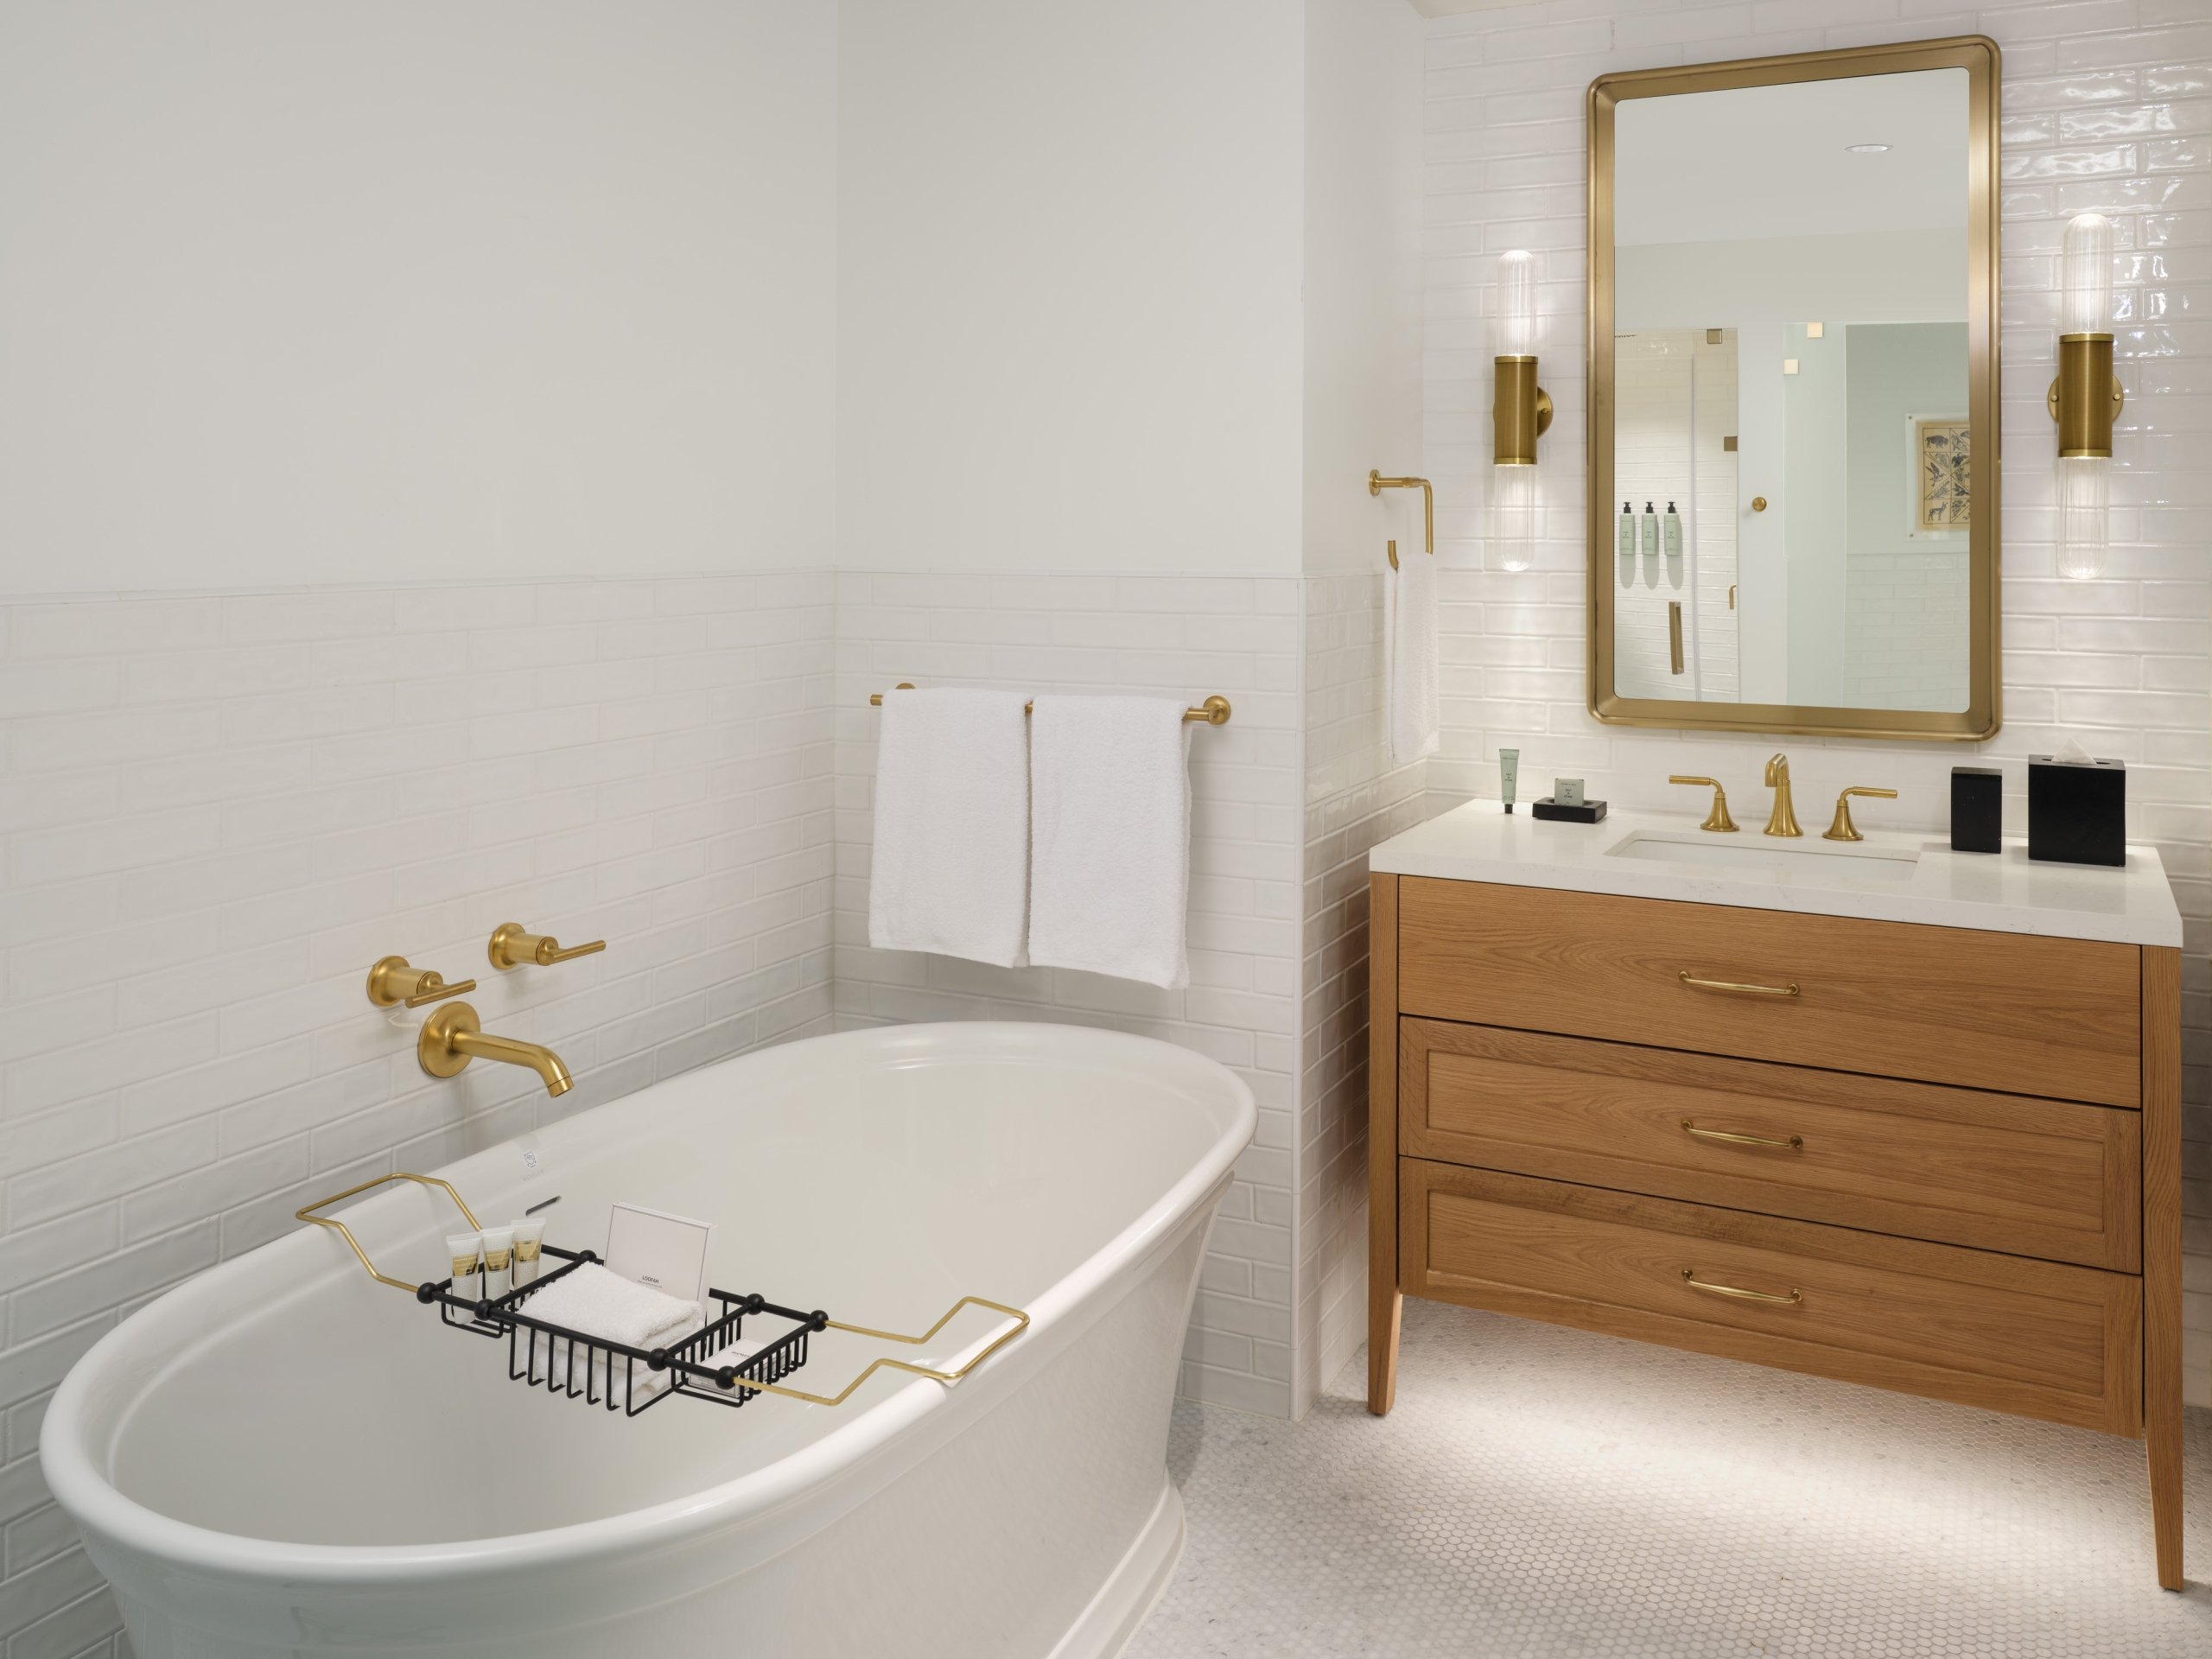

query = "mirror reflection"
(1609, 67), (1972, 715)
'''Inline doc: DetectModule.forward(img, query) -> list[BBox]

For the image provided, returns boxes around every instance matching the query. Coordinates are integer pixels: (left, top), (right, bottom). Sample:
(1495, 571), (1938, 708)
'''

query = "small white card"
(605, 1203), (714, 1304)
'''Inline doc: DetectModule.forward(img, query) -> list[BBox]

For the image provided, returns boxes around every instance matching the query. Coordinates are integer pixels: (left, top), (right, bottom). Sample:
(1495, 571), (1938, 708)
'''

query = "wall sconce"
(1490, 249), (1549, 571)
(2051, 212), (2123, 579)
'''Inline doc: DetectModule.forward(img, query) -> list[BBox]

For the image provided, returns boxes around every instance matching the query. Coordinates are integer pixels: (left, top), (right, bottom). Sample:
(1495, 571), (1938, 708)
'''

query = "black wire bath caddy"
(297, 1172), (1030, 1419)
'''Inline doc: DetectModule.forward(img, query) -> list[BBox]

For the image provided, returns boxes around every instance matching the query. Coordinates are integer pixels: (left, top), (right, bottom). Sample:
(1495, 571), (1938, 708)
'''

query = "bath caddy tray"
(298, 1172), (1029, 1417)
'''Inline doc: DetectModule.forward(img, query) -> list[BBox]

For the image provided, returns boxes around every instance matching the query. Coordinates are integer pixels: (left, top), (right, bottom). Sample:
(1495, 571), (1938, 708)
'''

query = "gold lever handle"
(1679, 970), (1801, 999)
(488, 922), (607, 971)
(1368, 471), (1433, 554)
(1681, 1268), (1801, 1306)
(365, 956), (478, 1009)
(1824, 785), (1899, 843)
(1681, 1120), (1803, 1152)
(1668, 775), (1738, 834)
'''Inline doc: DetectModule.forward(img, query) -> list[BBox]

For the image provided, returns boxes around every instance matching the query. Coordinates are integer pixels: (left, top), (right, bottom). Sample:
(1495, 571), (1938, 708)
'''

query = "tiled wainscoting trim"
(830, 569), (1306, 1416)
(0, 573), (837, 1655)
(1299, 574), (1430, 1420)
(1421, 0), (2212, 1405)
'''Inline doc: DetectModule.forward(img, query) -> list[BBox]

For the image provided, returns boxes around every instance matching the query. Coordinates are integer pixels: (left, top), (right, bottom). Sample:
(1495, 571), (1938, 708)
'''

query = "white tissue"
(2051, 736), (2097, 765)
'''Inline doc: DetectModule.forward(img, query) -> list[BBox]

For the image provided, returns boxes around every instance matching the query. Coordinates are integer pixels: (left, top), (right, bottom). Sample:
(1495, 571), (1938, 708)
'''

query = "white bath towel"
(521, 1264), (706, 1408)
(868, 687), (1033, 968)
(1386, 543), (1440, 766)
(1027, 696), (1192, 989)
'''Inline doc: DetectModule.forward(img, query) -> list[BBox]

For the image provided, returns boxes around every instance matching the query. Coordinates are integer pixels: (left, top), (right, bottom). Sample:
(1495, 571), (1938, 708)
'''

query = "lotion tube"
(480, 1226), (514, 1300)
(510, 1218), (544, 1287)
(1499, 748), (1520, 815)
(446, 1232), (483, 1298)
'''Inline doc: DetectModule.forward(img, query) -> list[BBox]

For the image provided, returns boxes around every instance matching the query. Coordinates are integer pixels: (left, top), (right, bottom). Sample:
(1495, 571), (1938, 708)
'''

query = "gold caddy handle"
(1678, 970), (1800, 999)
(365, 956), (478, 1009)
(298, 1172), (483, 1291)
(1681, 1268), (1802, 1306)
(488, 922), (607, 971)
(1681, 1120), (1803, 1152)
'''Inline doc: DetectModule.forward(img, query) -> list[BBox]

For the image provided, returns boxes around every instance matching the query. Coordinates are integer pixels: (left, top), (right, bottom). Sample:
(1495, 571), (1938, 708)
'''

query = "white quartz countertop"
(1369, 801), (2183, 949)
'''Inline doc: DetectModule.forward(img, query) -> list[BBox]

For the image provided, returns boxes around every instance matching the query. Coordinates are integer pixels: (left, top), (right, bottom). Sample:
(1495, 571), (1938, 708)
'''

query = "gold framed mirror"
(1586, 36), (2001, 741)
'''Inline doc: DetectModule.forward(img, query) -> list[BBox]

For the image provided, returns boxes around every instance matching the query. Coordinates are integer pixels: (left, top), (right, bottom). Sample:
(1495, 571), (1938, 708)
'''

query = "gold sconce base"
(2047, 334), (2124, 458)
(1492, 358), (1554, 466)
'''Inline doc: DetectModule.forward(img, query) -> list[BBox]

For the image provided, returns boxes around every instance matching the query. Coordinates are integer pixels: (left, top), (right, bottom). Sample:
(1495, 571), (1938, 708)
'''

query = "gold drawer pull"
(1681, 1120), (1803, 1152)
(1681, 1268), (1801, 1306)
(1678, 970), (1800, 998)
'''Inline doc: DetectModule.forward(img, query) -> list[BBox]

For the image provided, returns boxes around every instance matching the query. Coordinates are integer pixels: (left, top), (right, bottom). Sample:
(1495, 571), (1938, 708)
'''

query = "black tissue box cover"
(1949, 766), (2002, 855)
(2027, 755), (2126, 867)
(1531, 797), (1607, 823)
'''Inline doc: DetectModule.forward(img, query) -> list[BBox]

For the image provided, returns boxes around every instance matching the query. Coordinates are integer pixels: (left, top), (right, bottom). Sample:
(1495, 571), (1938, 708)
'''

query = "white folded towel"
(1027, 696), (1192, 989)
(868, 687), (1033, 968)
(521, 1263), (706, 1408)
(1386, 543), (1440, 766)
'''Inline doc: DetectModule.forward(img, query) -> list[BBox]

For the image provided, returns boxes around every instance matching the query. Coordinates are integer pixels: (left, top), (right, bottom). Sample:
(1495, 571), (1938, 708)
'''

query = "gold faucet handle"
(365, 956), (478, 1009)
(488, 921), (607, 971)
(1669, 775), (1739, 833)
(1824, 786), (1898, 843)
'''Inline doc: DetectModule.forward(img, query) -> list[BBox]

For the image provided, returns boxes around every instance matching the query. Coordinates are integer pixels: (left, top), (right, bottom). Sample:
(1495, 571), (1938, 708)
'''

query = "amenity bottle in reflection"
(1640, 502), (1659, 562)
(1662, 503), (1681, 560)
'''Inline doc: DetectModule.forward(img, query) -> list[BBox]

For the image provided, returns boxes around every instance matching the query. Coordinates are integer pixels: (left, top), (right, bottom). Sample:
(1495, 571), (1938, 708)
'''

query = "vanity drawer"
(1399, 1020), (2141, 1269)
(1395, 878), (2142, 1108)
(1400, 1161), (2143, 1437)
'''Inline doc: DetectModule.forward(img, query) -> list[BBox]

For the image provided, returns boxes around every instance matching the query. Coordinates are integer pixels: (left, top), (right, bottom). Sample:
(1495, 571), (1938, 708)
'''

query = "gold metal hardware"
(365, 956), (478, 1009)
(1681, 1268), (1802, 1306)
(1368, 471), (1433, 554)
(1707, 328), (1723, 345)
(1586, 38), (2003, 746)
(487, 922), (607, 972)
(1491, 363), (1554, 467)
(1668, 601), (1685, 675)
(298, 1172), (484, 1291)
(1762, 752), (1802, 836)
(868, 687), (1231, 725)
(418, 1002), (573, 1096)
(738, 1296), (1033, 1408)
(2046, 334), (2125, 458)
(1728, 582), (1737, 610)
(1824, 785), (1899, 842)
(1722, 435), (1738, 452)
(1681, 1120), (1803, 1152)
(1668, 775), (1738, 833)
(1751, 495), (1768, 512)
(1679, 970), (1801, 999)
(1386, 537), (1398, 571)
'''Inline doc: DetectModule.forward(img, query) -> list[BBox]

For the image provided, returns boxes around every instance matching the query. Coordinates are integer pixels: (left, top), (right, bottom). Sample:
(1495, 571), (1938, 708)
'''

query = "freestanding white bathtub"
(43, 1023), (1255, 1659)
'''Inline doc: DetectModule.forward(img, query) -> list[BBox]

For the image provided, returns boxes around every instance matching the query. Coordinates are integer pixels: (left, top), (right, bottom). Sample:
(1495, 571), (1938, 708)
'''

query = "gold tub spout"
(417, 1003), (573, 1096)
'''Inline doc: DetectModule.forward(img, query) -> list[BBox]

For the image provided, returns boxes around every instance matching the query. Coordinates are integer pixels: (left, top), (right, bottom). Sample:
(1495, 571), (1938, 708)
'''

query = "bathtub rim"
(41, 1021), (1255, 1590)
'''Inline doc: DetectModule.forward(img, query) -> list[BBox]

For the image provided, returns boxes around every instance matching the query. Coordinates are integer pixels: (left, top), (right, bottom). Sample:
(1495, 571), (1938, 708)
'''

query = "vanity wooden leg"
(1368, 873), (1402, 1415)
(2144, 945), (2183, 1590)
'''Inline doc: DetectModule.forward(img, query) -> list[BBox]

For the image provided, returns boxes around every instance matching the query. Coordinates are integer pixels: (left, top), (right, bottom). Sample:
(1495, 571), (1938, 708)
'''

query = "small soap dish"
(1532, 797), (1607, 823)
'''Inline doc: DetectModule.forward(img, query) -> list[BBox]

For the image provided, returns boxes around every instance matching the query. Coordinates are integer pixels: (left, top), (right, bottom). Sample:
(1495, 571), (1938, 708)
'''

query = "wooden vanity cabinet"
(1367, 873), (2184, 1589)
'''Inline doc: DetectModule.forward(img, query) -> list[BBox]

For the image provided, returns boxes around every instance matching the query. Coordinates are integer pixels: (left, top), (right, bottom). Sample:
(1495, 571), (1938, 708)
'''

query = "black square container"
(2027, 756), (2126, 867)
(1949, 766), (2002, 854)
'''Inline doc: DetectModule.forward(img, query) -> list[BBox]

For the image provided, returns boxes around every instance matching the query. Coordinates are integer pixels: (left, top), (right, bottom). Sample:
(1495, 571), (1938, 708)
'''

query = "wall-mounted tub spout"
(417, 1003), (573, 1096)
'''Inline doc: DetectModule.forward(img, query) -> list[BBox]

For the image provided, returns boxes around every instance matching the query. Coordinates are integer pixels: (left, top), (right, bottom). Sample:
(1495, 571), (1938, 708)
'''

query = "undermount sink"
(1605, 831), (1922, 882)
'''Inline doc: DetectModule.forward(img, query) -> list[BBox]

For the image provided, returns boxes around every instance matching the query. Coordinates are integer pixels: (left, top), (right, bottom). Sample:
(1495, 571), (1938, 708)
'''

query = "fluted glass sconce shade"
(1491, 249), (1538, 358)
(2053, 212), (2120, 579)
(2061, 213), (2113, 336)
(2056, 455), (2109, 581)
(1491, 459), (1536, 572)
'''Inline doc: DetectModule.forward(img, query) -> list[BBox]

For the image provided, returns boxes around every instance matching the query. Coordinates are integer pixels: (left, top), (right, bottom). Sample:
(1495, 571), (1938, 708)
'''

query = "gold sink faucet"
(416, 1003), (572, 1097)
(1763, 753), (1802, 837)
(1825, 785), (1898, 842)
(1669, 775), (1738, 832)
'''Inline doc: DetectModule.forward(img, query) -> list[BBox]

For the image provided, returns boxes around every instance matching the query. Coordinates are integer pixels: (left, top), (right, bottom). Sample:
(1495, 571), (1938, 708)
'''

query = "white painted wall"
(0, 3), (839, 594)
(835, 0), (1307, 575)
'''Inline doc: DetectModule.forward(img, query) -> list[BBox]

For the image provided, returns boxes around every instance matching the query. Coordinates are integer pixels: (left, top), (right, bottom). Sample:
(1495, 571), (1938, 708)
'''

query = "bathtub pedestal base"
(1048, 1474), (1185, 1659)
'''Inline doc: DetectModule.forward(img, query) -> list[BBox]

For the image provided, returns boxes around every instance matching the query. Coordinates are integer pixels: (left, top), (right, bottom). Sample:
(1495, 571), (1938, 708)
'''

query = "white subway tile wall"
(1423, 1), (2212, 1405)
(831, 571), (1309, 1418)
(1300, 574), (1429, 1419)
(0, 574), (837, 1656)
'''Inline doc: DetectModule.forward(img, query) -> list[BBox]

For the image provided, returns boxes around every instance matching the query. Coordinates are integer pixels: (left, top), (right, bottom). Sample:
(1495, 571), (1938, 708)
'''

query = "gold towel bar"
(868, 685), (1231, 725)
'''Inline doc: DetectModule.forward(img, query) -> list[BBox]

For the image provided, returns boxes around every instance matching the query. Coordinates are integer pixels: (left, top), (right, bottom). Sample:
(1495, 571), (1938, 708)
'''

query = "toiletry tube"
(1499, 749), (1520, 815)
(511, 1218), (544, 1287)
(480, 1226), (514, 1300)
(447, 1232), (483, 1297)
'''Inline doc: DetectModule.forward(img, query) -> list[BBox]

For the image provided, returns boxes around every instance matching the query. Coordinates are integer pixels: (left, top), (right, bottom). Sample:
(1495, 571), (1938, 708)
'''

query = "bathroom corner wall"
(1422, 0), (2212, 1406)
